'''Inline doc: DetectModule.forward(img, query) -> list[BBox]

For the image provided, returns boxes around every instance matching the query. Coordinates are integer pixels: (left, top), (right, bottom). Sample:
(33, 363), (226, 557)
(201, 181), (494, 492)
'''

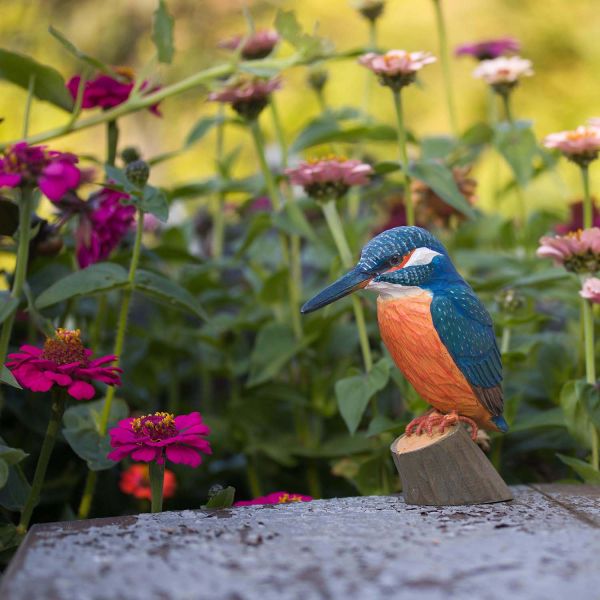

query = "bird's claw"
(405, 410), (478, 441)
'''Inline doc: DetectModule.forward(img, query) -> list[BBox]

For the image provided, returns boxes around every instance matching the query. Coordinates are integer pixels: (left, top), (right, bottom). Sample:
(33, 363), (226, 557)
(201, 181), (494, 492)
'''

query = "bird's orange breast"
(377, 292), (494, 428)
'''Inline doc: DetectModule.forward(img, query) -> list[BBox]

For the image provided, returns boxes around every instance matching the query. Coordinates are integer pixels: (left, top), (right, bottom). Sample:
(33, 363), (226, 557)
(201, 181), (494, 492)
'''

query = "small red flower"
(0, 142), (81, 201)
(108, 411), (212, 467)
(6, 329), (121, 400)
(119, 464), (176, 500)
(234, 491), (312, 507)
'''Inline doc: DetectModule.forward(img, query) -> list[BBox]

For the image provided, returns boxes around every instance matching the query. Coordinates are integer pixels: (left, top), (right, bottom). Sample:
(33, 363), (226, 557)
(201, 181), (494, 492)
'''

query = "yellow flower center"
(41, 328), (88, 365)
(277, 493), (303, 503)
(132, 412), (177, 440)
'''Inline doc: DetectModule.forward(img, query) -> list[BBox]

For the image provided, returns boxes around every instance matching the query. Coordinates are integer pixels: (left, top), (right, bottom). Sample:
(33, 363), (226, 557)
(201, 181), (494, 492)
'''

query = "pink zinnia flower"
(455, 38), (520, 61)
(108, 411), (212, 467)
(67, 67), (161, 116)
(76, 187), (136, 268)
(6, 328), (121, 400)
(119, 464), (176, 500)
(286, 157), (373, 201)
(555, 201), (600, 234)
(234, 491), (312, 507)
(473, 56), (533, 93)
(208, 77), (281, 120)
(359, 50), (436, 90)
(537, 228), (600, 273)
(0, 142), (81, 201)
(543, 126), (600, 167)
(580, 277), (600, 303)
(218, 30), (280, 60)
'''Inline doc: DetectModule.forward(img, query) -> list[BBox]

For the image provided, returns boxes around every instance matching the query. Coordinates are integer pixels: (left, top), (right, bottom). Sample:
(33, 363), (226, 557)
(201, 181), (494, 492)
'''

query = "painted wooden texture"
(391, 424), (513, 505)
(377, 292), (496, 430)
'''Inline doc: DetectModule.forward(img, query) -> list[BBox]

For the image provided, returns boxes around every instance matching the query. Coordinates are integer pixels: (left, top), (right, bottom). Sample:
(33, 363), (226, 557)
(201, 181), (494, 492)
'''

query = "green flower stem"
(322, 199), (374, 375)
(362, 19), (377, 115)
(0, 187), (35, 373)
(582, 294), (599, 469)
(249, 119), (303, 340)
(78, 207), (145, 519)
(500, 327), (511, 354)
(501, 92), (514, 124)
(212, 105), (226, 259)
(22, 75), (36, 138)
(106, 120), (119, 167)
(391, 90), (414, 226)
(246, 455), (262, 498)
(581, 164), (592, 229)
(149, 462), (165, 513)
(432, 0), (458, 135)
(17, 389), (67, 534)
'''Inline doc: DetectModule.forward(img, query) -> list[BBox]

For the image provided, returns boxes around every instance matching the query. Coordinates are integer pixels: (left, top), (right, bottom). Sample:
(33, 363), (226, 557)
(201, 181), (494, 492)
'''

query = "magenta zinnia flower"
(67, 67), (161, 116)
(0, 142), (81, 201)
(234, 491), (312, 507)
(108, 411), (212, 467)
(580, 277), (600, 303)
(359, 50), (436, 90)
(537, 228), (600, 273)
(6, 328), (121, 400)
(76, 187), (136, 268)
(208, 77), (281, 120)
(455, 38), (520, 61)
(218, 30), (280, 60)
(286, 157), (373, 201)
(543, 126), (600, 167)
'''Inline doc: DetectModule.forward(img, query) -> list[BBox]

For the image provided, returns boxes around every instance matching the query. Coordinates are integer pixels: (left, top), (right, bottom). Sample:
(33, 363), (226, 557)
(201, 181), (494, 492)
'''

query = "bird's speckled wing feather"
(430, 287), (503, 416)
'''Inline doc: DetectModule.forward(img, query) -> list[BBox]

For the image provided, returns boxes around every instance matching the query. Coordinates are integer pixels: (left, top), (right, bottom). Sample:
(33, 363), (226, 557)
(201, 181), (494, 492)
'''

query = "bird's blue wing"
(430, 287), (503, 416)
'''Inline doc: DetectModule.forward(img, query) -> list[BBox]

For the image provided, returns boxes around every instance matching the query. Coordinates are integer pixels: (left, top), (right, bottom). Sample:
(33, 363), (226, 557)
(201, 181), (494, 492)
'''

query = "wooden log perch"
(390, 424), (513, 506)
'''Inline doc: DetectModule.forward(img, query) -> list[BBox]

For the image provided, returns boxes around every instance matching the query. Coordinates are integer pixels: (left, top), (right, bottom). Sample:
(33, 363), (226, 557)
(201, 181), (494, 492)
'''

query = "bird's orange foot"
(405, 410), (479, 440)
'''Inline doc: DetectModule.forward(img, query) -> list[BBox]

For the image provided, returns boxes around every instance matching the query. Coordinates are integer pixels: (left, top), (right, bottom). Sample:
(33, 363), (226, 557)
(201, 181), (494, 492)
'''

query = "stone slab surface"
(1, 485), (599, 600)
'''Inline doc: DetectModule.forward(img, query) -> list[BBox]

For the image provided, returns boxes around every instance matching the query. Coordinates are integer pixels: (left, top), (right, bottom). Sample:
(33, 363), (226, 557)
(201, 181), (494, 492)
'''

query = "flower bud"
(495, 288), (524, 313)
(125, 160), (150, 188)
(208, 484), (224, 498)
(352, 0), (385, 22)
(307, 68), (329, 94)
(121, 147), (141, 165)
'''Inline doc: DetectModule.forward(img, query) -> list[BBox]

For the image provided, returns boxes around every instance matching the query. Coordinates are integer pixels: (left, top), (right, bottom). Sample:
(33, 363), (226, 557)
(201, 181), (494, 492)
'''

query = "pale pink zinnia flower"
(580, 277), (600, 303)
(543, 126), (600, 166)
(218, 30), (280, 60)
(473, 56), (533, 93)
(588, 117), (600, 129)
(537, 228), (600, 273)
(208, 77), (281, 120)
(286, 157), (374, 201)
(359, 50), (436, 90)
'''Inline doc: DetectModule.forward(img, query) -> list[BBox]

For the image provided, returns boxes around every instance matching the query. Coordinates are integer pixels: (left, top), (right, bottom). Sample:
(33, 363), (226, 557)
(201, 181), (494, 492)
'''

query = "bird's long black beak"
(301, 267), (372, 314)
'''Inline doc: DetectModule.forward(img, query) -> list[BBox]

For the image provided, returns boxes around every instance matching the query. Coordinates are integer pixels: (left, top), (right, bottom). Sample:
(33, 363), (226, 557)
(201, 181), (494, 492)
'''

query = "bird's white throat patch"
(365, 247), (441, 299)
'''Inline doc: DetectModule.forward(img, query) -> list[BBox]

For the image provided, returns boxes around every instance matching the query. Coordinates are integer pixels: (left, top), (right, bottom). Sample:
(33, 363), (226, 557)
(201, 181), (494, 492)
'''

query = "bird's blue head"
(302, 226), (464, 313)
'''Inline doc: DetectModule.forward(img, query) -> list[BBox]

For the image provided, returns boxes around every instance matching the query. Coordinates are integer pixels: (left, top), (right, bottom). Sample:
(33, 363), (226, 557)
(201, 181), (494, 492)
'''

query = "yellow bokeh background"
(1, 0), (600, 221)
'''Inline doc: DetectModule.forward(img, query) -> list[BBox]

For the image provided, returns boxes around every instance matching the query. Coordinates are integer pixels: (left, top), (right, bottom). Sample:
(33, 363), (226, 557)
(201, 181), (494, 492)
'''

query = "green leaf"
(508, 407), (565, 433)
(205, 486), (235, 509)
(49, 26), (113, 75)
(274, 9), (332, 61)
(141, 186), (169, 222)
(494, 121), (538, 188)
(335, 359), (390, 434)
(408, 159), (477, 219)
(0, 461), (8, 489)
(0, 443), (28, 467)
(557, 454), (600, 484)
(185, 115), (223, 147)
(248, 323), (315, 387)
(0, 366), (21, 389)
(152, 0), (175, 64)
(0, 198), (19, 236)
(581, 384), (600, 429)
(512, 268), (569, 288)
(0, 523), (21, 553)
(0, 466), (31, 510)
(62, 398), (129, 471)
(36, 263), (129, 309)
(0, 296), (18, 326)
(559, 380), (593, 448)
(0, 48), (73, 111)
(135, 269), (207, 320)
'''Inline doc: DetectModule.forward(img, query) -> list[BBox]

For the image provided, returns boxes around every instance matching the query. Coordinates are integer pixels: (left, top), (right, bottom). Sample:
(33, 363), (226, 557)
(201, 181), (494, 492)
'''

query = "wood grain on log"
(391, 424), (513, 506)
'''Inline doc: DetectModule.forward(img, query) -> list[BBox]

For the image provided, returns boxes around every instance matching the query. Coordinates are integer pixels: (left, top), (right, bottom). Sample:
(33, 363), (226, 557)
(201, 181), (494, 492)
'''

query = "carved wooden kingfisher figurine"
(301, 226), (508, 439)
